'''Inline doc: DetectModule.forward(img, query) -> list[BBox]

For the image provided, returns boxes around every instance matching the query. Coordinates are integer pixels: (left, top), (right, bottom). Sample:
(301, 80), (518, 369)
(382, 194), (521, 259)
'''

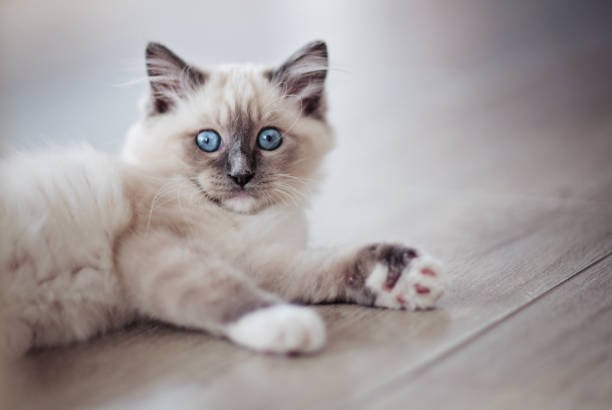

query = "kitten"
(0, 41), (445, 357)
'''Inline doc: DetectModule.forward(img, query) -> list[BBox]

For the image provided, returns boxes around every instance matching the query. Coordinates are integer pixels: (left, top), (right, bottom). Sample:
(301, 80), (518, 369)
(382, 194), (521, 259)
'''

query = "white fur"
(226, 304), (326, 353)
(223, 195), (259, 214)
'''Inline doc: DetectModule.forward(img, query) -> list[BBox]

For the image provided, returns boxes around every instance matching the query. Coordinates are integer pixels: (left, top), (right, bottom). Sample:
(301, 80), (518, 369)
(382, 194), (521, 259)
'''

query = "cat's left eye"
(257, 128), (283, 151)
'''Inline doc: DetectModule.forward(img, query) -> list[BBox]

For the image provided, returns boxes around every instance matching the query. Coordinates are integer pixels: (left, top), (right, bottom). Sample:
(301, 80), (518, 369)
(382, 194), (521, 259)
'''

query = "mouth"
(190, 177), (261, 214)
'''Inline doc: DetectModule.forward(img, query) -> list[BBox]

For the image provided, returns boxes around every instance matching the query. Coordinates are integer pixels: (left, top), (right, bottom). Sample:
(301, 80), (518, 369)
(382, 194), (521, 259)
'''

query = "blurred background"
(2, 1), (612, 409)
(2, 0), (612, 204)
(2, 1), (612, 247)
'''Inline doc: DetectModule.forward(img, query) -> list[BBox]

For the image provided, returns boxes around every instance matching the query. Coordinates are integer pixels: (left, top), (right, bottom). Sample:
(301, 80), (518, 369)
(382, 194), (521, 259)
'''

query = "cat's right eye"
(196, 130), (222, 152)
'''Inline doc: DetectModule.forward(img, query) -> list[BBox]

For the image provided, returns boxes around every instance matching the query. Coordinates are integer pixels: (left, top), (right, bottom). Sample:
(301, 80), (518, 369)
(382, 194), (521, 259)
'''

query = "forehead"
(203, 66), (280, 126)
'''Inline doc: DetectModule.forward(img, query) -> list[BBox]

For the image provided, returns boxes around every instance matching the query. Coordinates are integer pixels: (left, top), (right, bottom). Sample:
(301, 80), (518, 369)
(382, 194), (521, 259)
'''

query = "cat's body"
(0, 41), (445, 357)
(0, 147), (308, 353)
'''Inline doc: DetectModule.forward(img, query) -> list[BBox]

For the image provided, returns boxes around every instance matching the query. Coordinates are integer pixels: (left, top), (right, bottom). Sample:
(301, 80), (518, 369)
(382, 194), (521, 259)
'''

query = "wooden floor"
(1, 1), (612, 409)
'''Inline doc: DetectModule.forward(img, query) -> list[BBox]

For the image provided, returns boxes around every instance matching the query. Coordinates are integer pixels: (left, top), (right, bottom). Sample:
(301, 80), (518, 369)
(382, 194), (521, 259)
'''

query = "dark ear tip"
(305, 40), (328, 57)
(145, 42), (168, 59)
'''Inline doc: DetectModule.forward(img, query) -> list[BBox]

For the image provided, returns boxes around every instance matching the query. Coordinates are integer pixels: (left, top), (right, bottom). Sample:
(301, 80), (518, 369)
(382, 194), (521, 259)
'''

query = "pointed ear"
(145, 42), (206, 115)
(271, 40), (328, 119)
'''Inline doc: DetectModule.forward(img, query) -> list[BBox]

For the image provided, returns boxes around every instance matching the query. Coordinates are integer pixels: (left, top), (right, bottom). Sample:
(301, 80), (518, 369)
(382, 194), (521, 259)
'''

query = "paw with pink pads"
(346, 244), (445, 310)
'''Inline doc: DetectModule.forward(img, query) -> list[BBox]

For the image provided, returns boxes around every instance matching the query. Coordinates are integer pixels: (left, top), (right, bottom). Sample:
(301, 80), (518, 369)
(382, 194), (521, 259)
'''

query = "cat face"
(122, 41), (334, 214)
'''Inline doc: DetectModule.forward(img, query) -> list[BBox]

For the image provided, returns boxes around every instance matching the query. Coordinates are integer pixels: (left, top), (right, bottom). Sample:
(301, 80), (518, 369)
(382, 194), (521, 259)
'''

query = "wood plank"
(367, 255), (612, 410)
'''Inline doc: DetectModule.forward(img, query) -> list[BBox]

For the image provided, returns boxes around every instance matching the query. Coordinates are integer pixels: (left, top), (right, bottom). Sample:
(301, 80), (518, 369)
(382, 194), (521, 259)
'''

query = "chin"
(222, 194), (260, 214)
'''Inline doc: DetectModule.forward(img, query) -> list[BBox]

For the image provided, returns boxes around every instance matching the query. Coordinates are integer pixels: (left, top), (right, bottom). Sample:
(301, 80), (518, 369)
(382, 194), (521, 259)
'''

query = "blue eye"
(257, 128), (282, 151)
(196, 130), (221, 152)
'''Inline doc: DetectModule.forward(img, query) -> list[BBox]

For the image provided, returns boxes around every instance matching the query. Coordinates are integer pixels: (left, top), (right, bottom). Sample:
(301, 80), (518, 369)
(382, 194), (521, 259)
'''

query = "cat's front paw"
(226, 304), (326, 354)
(346, 244), (445, 310)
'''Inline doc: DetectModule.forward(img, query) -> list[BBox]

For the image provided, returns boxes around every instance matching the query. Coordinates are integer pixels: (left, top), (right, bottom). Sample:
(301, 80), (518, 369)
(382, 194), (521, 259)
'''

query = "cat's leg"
(0, 316), (33, 360)
(249, 243), (445, 310)
(117, 233), (325, 354)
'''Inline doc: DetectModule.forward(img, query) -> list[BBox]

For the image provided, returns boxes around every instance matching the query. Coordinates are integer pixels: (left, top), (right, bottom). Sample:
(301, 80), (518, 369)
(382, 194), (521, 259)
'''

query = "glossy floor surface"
(1, 1), (612, 409)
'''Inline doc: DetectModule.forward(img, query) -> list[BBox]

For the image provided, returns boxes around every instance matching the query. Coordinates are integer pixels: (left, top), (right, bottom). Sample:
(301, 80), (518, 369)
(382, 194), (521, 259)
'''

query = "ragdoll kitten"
(0, 41), (445, 357)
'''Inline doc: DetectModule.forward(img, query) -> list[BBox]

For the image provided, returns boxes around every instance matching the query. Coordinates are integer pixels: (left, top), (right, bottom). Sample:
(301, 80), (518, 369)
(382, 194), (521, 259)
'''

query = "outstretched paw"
(226, 304), (326, 354)
(347, 244), (445, 310)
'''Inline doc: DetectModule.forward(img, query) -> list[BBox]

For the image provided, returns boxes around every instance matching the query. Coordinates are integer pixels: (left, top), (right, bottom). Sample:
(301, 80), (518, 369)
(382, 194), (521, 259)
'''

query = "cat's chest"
(190, 206), (308, 253)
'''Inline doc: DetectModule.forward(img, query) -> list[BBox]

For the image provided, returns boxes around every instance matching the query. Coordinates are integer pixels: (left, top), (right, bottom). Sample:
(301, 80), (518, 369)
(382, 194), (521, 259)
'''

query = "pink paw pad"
(421, 268), (436, 277)
(414, 284), (431, 294)
(396, 295), (407, 304)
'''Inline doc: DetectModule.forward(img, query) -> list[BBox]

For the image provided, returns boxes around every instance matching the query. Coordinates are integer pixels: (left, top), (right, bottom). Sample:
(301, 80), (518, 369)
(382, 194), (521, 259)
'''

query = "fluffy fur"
(0, 41), (445, 358)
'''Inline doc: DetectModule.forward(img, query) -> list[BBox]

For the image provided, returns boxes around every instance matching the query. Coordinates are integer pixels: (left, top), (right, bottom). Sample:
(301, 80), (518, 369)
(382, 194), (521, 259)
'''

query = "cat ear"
(271, 40), (328, 119)
(145, 42), (206, 115)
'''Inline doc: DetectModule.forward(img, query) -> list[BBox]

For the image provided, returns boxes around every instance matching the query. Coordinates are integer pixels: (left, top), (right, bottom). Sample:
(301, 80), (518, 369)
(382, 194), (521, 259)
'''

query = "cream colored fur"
(0, 42), (445, 358)
(0, 148), (133, 355)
